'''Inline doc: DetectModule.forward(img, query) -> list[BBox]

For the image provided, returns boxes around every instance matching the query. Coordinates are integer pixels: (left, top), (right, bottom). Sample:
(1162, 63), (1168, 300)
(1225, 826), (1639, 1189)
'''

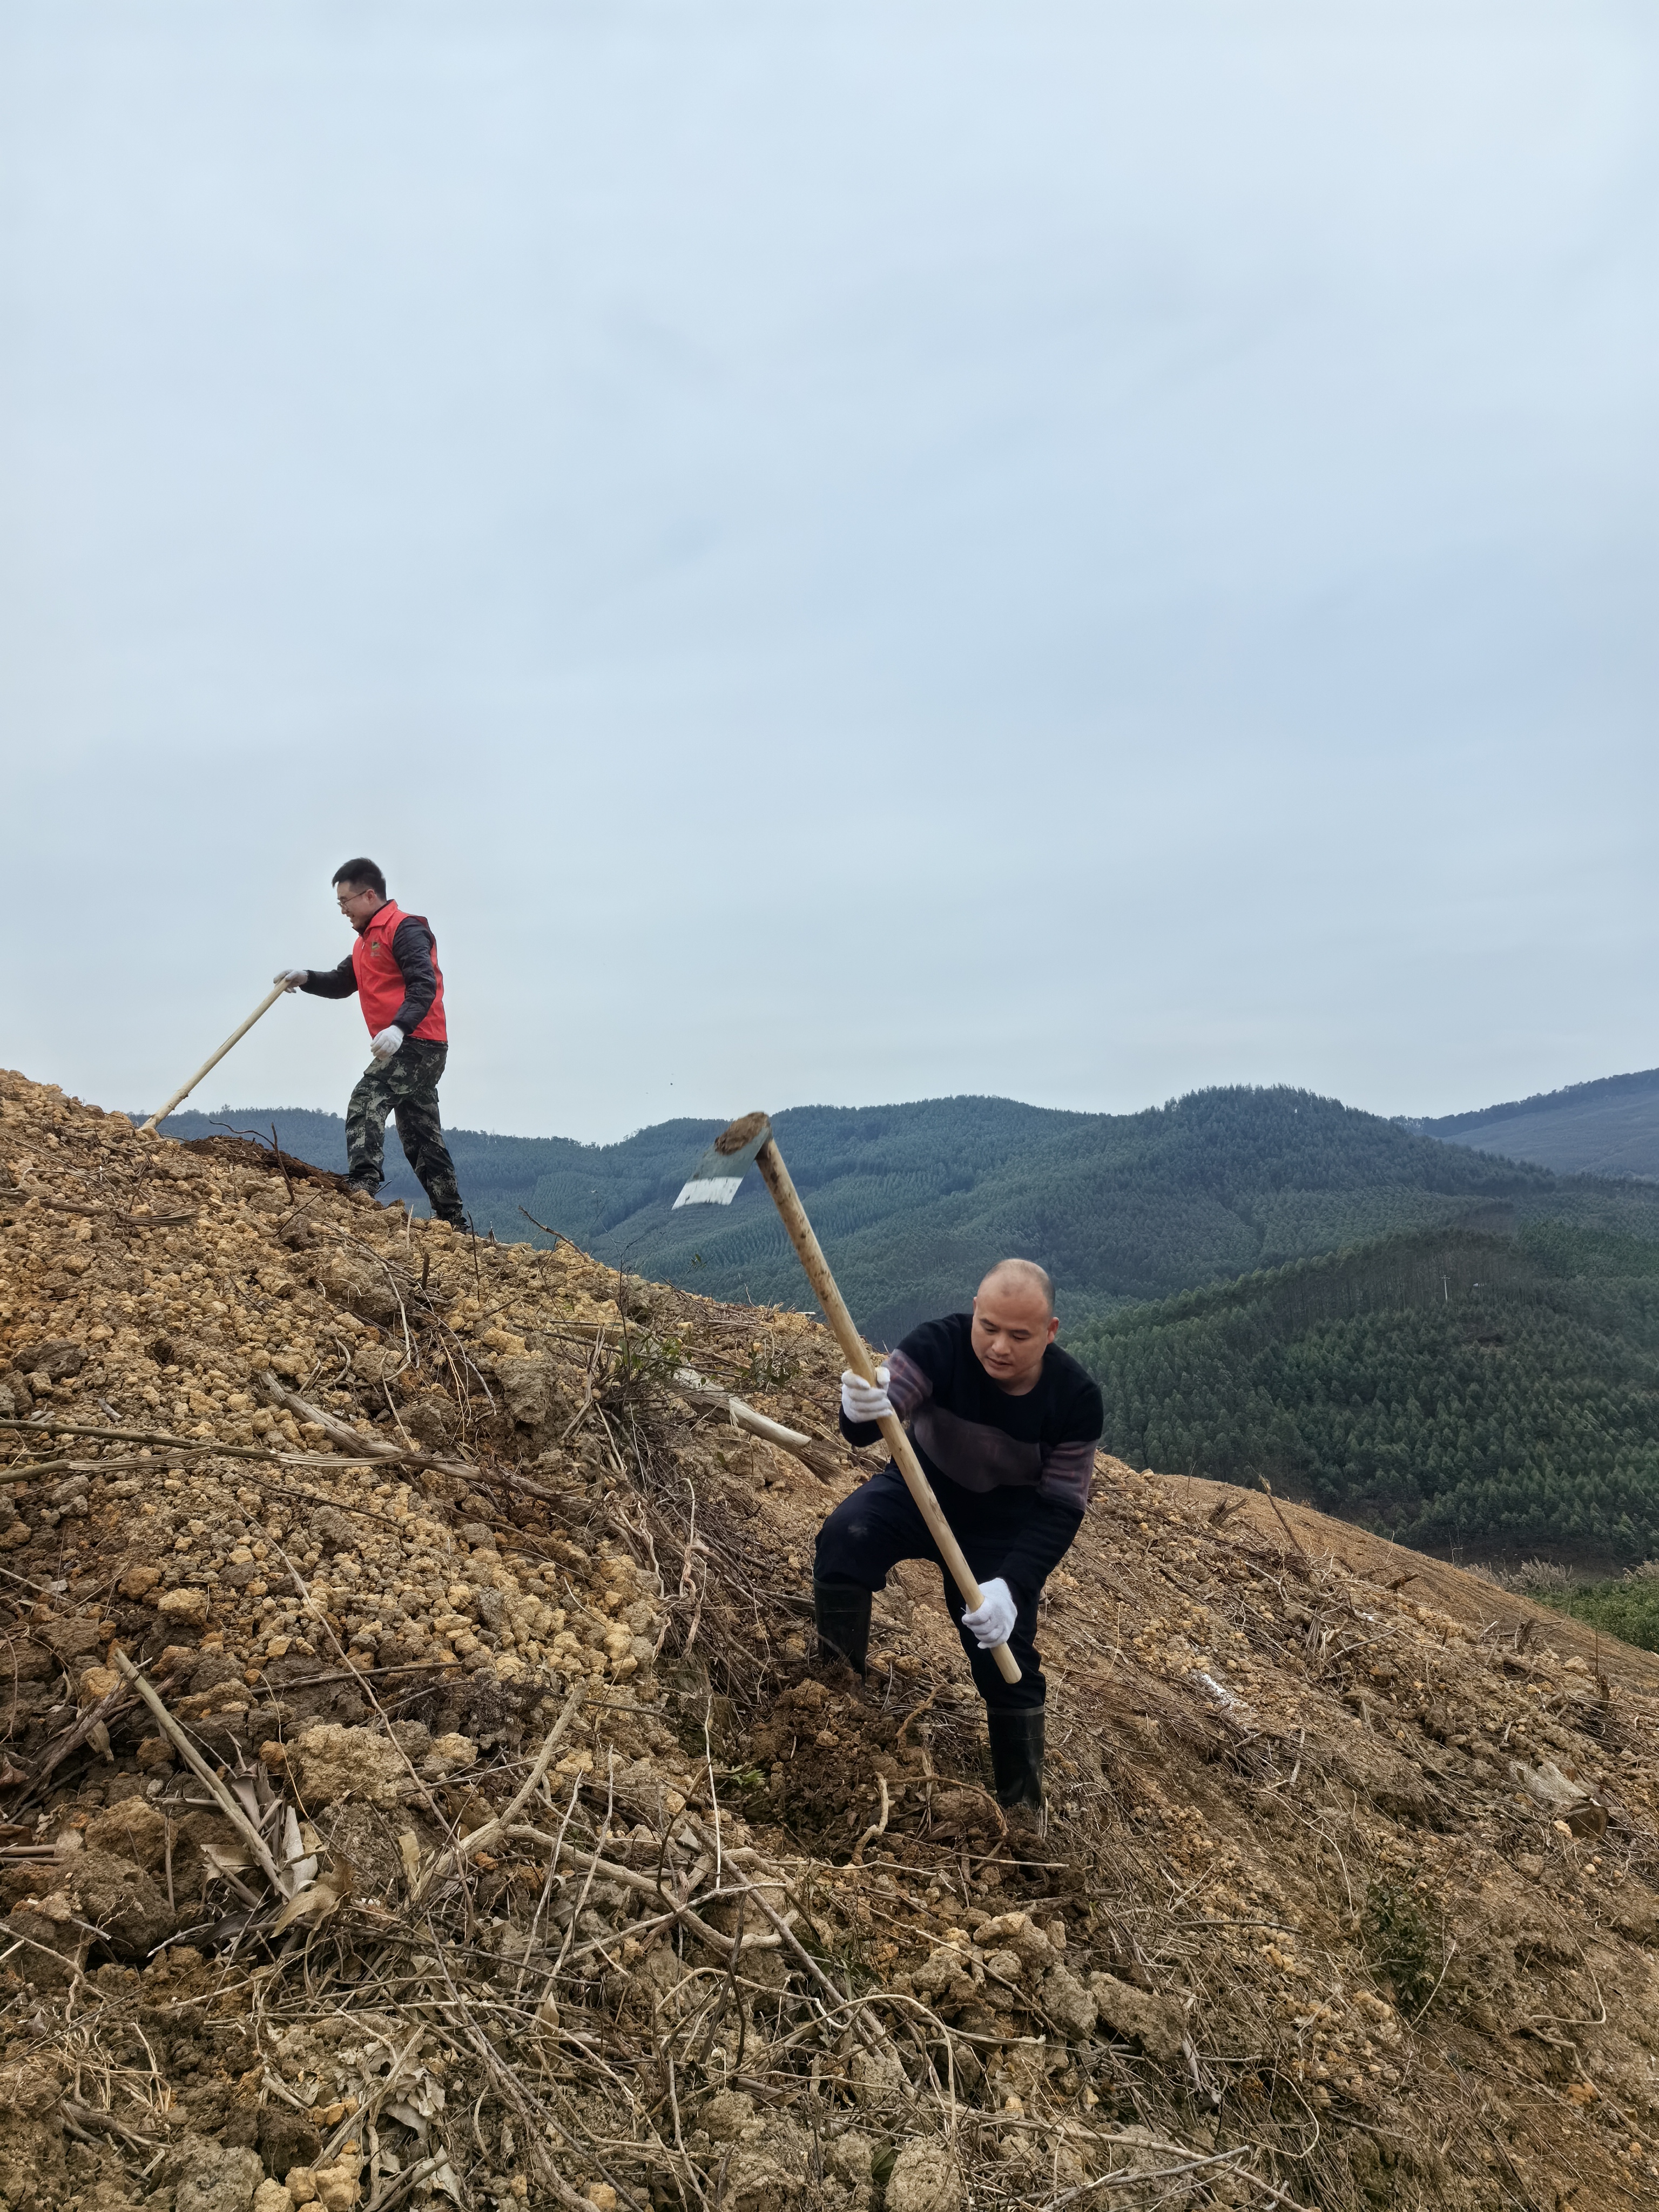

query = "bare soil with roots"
(3, 1066), (1659, 2212)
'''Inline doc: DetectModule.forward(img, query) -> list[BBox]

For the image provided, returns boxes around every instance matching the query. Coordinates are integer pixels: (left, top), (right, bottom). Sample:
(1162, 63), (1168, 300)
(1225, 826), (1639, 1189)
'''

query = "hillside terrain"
(152, 1088), (1659, 1343)
(1073, 1222), (1659, 1572)
(1412, 1067), (1659, 1181)
(9, 1064), (1659, 2211)
(134, 1109), (564, 1249)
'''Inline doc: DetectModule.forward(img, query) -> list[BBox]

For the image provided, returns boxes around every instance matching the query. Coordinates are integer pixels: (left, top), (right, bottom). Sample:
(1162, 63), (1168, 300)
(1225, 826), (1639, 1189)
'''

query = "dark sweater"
(301, 915), (440, 1037)
(840, 1312), (1103, 1600)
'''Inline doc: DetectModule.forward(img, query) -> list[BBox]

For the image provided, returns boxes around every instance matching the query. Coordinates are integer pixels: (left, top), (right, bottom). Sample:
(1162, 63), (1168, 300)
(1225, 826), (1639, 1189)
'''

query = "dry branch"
(666, 1372), (842, 1482)
(108, 1647), (286, 1889)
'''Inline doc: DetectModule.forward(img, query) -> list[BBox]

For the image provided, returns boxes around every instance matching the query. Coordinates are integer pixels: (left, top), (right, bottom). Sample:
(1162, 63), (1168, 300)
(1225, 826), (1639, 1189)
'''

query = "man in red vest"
(274, 857), (467, 1229)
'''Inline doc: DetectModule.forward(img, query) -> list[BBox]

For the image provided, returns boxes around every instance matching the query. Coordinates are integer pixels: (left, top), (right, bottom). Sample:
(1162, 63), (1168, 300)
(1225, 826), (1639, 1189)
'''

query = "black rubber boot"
(987, 1705), (1046, 1815)
(813, 1580), (871, 1677)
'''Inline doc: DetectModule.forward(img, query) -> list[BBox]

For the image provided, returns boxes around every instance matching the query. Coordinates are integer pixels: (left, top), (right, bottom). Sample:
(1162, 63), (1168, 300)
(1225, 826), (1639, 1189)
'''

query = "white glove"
(370, 1025), (404, 1062)
(841, 1366), (893, 1424)
(274, 969), (308, 991)
(962, 1577), (1016, 1649)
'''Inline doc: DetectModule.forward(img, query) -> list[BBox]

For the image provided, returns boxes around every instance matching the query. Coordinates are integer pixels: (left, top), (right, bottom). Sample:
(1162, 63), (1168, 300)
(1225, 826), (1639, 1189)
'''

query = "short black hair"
(333, 858), (386, 899)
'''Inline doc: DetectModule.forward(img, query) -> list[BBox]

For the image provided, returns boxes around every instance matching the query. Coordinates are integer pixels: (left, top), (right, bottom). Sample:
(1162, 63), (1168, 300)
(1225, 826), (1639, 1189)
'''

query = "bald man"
(813, 1259), (1103, 1822)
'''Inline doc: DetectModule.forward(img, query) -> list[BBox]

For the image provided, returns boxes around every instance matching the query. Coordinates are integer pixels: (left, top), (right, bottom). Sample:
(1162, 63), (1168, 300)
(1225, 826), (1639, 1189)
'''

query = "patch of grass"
(1538, 1573), (1659, 1655)
(1363, 1880), (1440, 2018)
(740, 1339), (800, 1393)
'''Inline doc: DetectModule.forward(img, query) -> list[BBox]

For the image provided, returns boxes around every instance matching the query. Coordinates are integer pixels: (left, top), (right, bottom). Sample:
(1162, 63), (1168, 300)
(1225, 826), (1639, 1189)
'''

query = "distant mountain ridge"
(1412, 1065), (1659, 1136)
(1408, 1067), (1659, 1181)
(147, 1085), (1659, 1341)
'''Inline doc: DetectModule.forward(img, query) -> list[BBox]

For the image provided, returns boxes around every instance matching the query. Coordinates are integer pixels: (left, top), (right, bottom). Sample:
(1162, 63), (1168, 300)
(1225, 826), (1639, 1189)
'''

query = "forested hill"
(1071, 1220), (1659, 1568)
(151, 1087), (1659, 1341)
(1410, 1065), (1659, 1179)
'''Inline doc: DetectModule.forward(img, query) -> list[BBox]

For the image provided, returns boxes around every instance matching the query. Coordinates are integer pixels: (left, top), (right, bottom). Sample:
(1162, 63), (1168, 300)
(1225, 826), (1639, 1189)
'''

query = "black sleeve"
(1034, 1365), (1104, 1512)
(300, 957), (359, 1001)
(839, 1408), (881, 1448)
(386, 916), (438, 1035)
(996, 1499), (1084, 1606)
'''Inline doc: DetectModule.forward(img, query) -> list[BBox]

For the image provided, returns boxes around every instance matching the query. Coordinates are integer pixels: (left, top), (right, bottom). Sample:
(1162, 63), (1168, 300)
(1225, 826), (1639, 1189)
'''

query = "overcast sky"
(3, 0), (1654, 1143)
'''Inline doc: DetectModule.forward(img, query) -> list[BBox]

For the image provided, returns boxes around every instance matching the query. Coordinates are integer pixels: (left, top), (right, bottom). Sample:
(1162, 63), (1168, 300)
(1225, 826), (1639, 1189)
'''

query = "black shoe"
(812, 1580), (871, 1677)
(987, 1705), (1046, 1815)
(346, 1174), (381, 1198)
(437, 1211), (467, 1231)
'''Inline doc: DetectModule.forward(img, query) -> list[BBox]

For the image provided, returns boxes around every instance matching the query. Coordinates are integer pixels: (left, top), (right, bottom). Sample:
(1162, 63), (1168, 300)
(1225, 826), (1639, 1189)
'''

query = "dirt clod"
(285, 1723), (404, 1809)
(886, 2140), (960, 2212)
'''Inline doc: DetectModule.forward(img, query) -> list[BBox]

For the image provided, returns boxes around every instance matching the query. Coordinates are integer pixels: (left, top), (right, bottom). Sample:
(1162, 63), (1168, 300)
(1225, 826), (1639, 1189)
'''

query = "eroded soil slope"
(3, 1067), (1659, 2212)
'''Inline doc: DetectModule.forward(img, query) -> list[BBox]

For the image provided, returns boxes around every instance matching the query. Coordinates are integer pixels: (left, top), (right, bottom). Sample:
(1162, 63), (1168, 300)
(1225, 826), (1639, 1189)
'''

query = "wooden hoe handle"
(753, 1135), (1021, 1685)
(139, 982), (291, 1136)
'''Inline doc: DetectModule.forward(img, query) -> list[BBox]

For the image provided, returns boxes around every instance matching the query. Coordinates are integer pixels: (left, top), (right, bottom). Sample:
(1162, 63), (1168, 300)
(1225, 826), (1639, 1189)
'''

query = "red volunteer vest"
(352, 901), (448, 1043)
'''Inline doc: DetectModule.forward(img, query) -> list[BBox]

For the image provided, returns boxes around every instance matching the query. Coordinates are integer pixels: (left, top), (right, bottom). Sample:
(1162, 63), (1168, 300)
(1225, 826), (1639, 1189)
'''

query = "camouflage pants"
(345, 1039), (464, 1224)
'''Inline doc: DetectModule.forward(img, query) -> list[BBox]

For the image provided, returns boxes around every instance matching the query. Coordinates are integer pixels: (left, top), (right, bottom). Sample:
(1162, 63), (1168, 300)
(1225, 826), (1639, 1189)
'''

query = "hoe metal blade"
(671, 1111), (773, 1208)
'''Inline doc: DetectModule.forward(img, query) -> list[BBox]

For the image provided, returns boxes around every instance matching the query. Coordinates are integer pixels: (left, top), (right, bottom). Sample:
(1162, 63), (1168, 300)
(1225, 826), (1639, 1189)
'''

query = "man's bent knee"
(813, 1522), (884, 1592)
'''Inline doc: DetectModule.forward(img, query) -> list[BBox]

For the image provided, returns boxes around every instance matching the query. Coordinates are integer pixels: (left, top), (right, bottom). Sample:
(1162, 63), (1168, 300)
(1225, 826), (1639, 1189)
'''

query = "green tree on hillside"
(1073, 1224), (1659, 1562)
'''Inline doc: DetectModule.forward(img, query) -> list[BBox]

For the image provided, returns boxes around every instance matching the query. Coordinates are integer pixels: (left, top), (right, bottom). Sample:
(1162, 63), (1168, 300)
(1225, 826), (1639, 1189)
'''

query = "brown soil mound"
(3, 1066), (1658, 2211)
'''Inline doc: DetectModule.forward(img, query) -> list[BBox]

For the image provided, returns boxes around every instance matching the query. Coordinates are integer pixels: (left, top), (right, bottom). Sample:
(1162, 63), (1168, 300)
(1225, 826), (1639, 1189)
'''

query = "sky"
(2, 0), (1655, 1144)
